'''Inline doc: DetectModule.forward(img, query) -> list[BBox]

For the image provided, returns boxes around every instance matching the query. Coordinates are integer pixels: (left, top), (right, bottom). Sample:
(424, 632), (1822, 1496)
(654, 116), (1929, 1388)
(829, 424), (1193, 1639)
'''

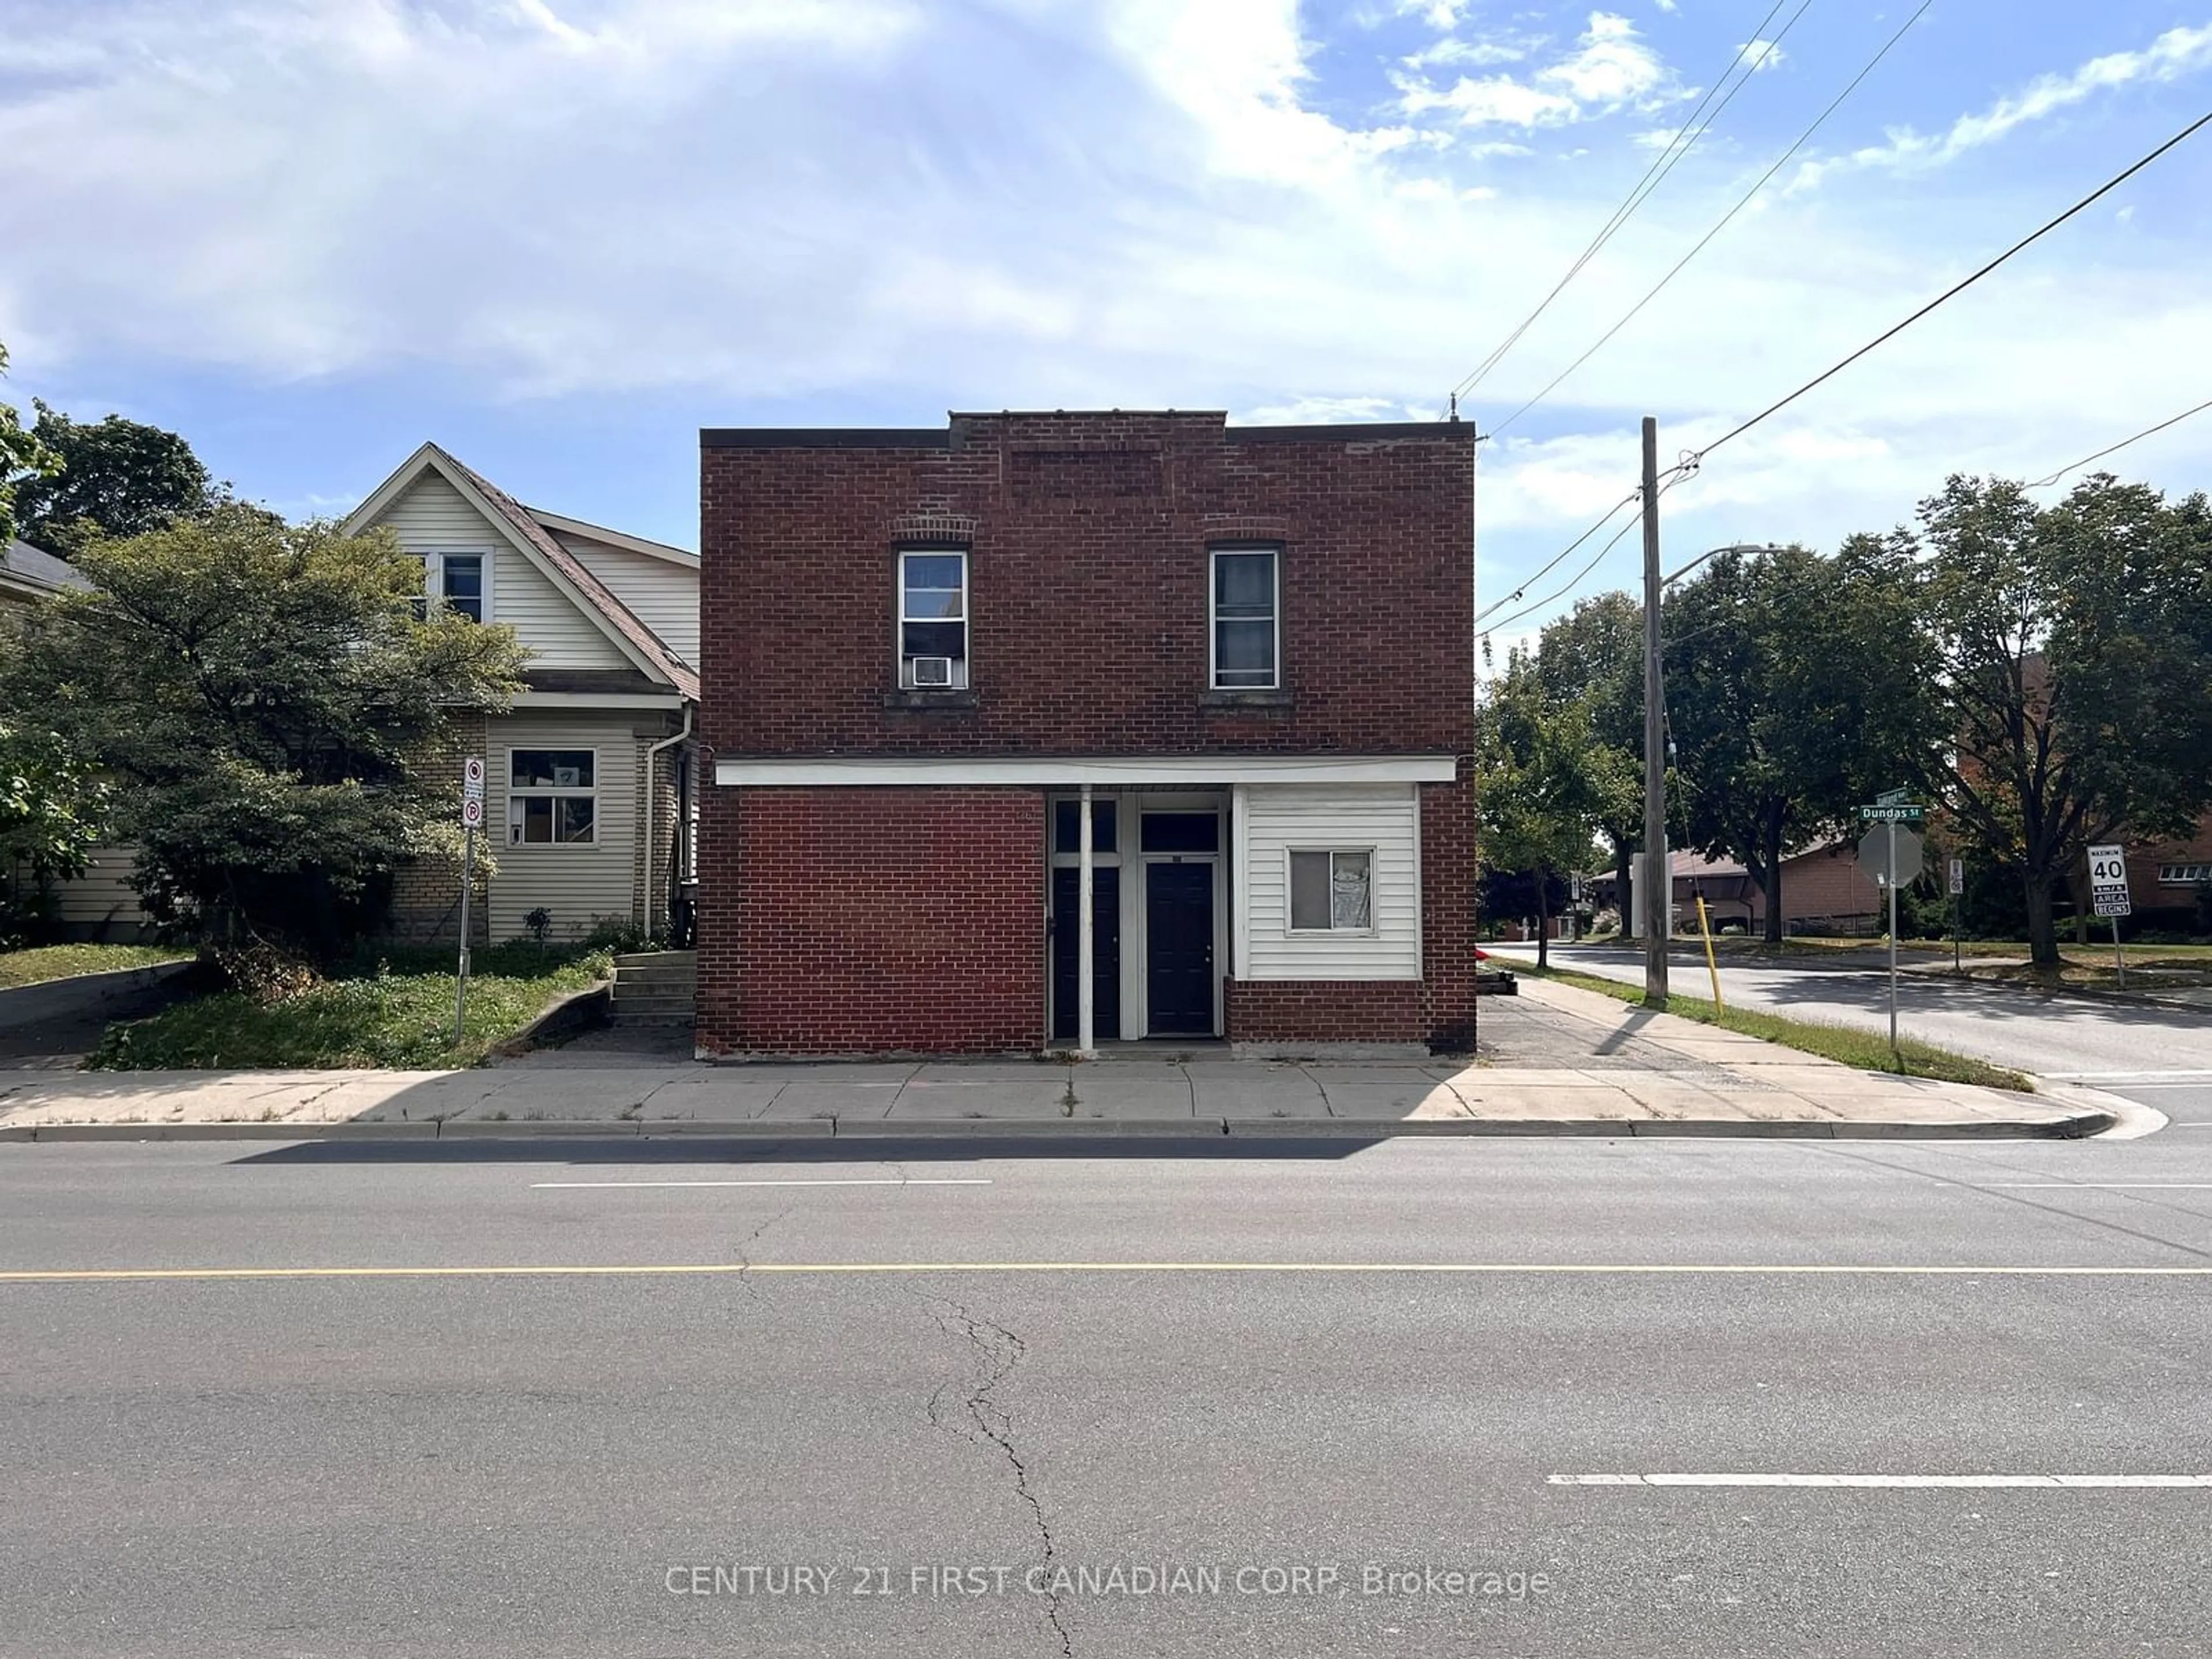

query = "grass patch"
(1532, 967), (2035, 1093)
(0, 943), (194, 990)
(89, 946), (612, 1070)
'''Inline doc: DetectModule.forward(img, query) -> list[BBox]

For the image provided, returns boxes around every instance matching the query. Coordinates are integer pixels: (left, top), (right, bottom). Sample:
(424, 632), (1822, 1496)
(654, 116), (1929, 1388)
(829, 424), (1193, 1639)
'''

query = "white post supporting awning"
(1078, 781), (1096, 1057)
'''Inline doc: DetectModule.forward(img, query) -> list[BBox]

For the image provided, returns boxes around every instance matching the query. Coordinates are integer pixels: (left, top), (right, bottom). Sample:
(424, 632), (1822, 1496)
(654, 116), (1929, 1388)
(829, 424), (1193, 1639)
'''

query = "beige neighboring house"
(343, 444), (700, 944)
(5, 539), (151, 941)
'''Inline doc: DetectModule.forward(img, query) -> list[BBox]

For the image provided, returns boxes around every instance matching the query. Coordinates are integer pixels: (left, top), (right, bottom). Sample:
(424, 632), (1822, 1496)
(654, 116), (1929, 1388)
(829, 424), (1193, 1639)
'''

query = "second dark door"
(1145, 861), (1215, 1035)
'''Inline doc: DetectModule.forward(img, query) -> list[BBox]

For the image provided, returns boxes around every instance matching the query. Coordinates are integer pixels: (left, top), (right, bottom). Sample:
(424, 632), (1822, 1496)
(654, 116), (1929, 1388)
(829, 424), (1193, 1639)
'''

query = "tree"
(1912, 474), (2212, 965)
(0, 343), (58, 547)
(0, 721), (107, 941)
(1477, 650), (1626, 968)
(1663, 541), (1934, 944)
(12, 402), (215, 555)
(0, 506), (528, 957)
(1533, 590), (1645, 919)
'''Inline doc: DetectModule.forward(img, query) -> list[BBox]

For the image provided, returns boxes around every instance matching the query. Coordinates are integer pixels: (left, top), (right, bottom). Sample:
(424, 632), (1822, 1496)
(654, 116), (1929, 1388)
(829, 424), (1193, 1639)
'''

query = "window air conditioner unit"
(911, 656), (955, 688)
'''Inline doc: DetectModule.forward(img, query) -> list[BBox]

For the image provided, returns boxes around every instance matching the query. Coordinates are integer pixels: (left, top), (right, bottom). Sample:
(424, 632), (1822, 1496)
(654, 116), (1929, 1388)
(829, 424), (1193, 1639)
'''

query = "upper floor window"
(1210, 547), (1278, 690)
(899, 548), (968, 689)
(413, 552), (485, 623)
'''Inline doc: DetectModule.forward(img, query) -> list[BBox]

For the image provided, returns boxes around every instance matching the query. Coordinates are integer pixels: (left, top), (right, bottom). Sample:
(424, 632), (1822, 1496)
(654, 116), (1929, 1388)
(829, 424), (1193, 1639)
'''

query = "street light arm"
(1663, 541), (1777, 588)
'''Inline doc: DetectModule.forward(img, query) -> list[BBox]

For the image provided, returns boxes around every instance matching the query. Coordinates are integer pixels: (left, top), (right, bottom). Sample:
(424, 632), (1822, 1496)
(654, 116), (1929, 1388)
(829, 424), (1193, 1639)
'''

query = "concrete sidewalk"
(0, 978), (2111, 1141)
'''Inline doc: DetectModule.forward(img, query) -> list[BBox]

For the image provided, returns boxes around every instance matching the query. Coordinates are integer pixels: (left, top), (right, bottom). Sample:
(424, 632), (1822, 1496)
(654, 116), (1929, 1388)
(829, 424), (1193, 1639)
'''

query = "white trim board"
(510, 691), (686, 710)
(714, 755), (1459, 788)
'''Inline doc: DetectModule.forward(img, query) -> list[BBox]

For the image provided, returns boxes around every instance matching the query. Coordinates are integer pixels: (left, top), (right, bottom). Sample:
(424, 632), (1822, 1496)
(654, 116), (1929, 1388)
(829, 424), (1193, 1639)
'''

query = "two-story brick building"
(696, 411), (1476, 1057)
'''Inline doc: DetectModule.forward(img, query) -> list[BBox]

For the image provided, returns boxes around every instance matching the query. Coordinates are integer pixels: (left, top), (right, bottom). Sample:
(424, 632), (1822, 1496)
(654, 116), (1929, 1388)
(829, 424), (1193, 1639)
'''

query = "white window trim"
(417, 550), (493, 623)
(1285, 845), (1378, 936)
(506, 747), (599, 849)
(1208, 546), (1280, 692)
(2158, 863), (2212, 885)
(897, 547), (969, 690)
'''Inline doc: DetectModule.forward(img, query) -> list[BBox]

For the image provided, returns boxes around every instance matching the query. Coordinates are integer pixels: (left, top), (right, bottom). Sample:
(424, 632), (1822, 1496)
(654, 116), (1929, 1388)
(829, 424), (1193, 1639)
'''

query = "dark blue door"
(1051, 867), (1119, 1041)
(1145, 862), (1215, 1035)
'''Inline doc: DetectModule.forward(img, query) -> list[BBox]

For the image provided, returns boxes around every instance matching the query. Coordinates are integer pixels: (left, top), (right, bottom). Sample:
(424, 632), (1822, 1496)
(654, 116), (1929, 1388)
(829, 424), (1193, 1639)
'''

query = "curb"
(0, 1109), (2112, 1143)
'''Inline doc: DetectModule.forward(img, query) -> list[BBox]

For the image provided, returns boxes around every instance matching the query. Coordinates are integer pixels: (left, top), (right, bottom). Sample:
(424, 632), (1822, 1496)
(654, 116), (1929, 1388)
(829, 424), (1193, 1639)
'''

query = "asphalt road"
(1487, 942), (2212, 1126)
(5, 1133), (2212, 1657)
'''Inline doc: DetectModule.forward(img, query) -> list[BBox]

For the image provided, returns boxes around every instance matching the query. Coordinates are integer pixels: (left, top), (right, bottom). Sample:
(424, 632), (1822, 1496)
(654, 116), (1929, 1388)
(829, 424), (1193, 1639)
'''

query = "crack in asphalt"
(730, 1207), (790, 1304)
(917, 1291), (1073, 1659)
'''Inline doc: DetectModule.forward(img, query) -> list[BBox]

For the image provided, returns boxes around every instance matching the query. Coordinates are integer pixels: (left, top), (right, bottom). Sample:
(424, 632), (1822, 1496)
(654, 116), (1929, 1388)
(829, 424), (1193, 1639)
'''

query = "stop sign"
(1858, 825), (1923, 887)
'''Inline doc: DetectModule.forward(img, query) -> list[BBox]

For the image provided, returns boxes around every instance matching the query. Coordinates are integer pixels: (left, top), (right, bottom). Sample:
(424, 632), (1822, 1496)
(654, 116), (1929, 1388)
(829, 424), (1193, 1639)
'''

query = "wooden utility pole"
(1641, 416), (1669, 1008)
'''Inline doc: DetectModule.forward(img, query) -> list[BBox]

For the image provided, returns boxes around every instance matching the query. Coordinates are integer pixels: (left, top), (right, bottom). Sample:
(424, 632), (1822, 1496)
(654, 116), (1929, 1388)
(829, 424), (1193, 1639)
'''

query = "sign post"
(457, 757), (485, 1042)
(2087, 843), (2131, 990)
(1860, 796), (1926, 1054)
(1948, 856), (1964, 974)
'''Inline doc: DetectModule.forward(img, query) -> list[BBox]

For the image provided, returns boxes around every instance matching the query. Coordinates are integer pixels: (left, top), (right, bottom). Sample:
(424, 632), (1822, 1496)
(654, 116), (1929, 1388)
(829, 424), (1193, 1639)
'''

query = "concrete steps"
(611, 950), (695, 1026)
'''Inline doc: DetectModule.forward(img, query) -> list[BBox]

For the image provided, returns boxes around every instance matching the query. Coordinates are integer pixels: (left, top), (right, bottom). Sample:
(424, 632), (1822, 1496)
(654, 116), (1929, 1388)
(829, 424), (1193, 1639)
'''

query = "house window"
(412, 552), (486, 622)
(508, 749), (596, 846)
(1288, 848), (1373, 932)
(1210, 547), (1279, 690)
(2160, 863), (2212, 884)
(899, 548), (968, 688)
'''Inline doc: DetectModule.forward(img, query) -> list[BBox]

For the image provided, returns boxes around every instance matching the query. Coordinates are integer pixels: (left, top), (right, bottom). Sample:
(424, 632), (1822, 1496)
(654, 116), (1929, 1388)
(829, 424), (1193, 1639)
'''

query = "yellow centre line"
(1, 1262), (2210, 1283)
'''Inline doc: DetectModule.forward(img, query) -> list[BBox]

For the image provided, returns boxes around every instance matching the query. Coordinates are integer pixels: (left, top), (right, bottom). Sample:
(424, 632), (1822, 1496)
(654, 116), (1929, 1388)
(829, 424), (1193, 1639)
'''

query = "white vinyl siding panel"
(373, 475), (628, 671)
(558, 535), (700, 666)
(485, 713), (639, 941)
(52, 844), (153, 937)
(1242, 786), (1420, 980)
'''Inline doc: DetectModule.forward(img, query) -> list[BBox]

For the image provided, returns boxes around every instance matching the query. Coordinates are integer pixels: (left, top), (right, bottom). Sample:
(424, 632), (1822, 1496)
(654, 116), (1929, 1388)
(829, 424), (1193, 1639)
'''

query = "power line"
(2025, 395), (2212, 488)
(1472, 488), (1641, 627)
(1478, 109), (2212, 649)
(1449, 0), (1806, 403)
(1691, 107), (2212, 466)
(1491, 0), (1934, 438)
(1480, 467), (1692, 640)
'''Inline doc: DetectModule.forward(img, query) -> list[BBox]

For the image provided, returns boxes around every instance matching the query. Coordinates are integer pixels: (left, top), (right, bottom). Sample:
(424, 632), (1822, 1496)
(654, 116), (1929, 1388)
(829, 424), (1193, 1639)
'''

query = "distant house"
(342, 444), (700, 944)
(1, 537), (91, 607)
(1589, 843), (1882, 935)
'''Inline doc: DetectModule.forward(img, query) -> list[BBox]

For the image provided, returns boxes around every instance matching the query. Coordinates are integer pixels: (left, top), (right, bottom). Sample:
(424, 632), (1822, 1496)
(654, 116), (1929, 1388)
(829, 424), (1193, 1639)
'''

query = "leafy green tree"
(0, 506), (528, 957)
(0, 344), (58, 546)
(1478, 650), (1626, 967)
(1912, 474), (2212, 965)
(1533, 590), (1645, 917)
(0, 721), (107, 941)
(1663, 540), (1934, 944)
(12, 402), (216, 555)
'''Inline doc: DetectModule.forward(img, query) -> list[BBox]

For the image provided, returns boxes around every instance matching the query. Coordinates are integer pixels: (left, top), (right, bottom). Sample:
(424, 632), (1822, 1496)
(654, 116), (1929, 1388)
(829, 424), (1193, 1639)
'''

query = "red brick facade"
(697, 412), (1476, 1055)
(1224, 979), (1424, 1042)
(699, 786), (1044, 1055)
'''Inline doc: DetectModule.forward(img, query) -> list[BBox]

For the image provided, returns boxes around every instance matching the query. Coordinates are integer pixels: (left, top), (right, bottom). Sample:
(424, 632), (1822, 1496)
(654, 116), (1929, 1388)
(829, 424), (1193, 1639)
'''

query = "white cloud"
(0, 0), (2206, 625)
(1741, 37), (1785, 71)
(1791, 21), (2212, 190)
(1394, 11), (1678, 130)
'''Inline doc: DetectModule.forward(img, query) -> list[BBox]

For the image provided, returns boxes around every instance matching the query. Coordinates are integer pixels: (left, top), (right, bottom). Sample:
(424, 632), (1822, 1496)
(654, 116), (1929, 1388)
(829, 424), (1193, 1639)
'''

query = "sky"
(3, 0), (2209, 656)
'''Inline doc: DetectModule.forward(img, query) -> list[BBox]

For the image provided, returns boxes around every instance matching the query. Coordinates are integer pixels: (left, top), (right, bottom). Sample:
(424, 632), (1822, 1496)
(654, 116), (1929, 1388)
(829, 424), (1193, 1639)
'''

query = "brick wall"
(387, 710), (490, 945)
(1224, 979), (1423, 1042)
(698, 786), (1045, 1055)
(1419, 768), (1477, 1050)
(699, 413), (1476, 761)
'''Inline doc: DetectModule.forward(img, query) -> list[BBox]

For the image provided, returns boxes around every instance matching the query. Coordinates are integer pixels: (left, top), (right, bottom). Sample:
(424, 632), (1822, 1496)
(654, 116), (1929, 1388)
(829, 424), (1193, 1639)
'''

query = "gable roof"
(2, 538), (93, 599)
(344, 444), (698, 702)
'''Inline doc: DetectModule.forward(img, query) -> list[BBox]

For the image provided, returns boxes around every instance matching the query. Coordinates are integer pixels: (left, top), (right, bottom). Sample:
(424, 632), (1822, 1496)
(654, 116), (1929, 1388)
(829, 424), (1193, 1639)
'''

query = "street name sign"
(1859, 803), (1924, 823)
